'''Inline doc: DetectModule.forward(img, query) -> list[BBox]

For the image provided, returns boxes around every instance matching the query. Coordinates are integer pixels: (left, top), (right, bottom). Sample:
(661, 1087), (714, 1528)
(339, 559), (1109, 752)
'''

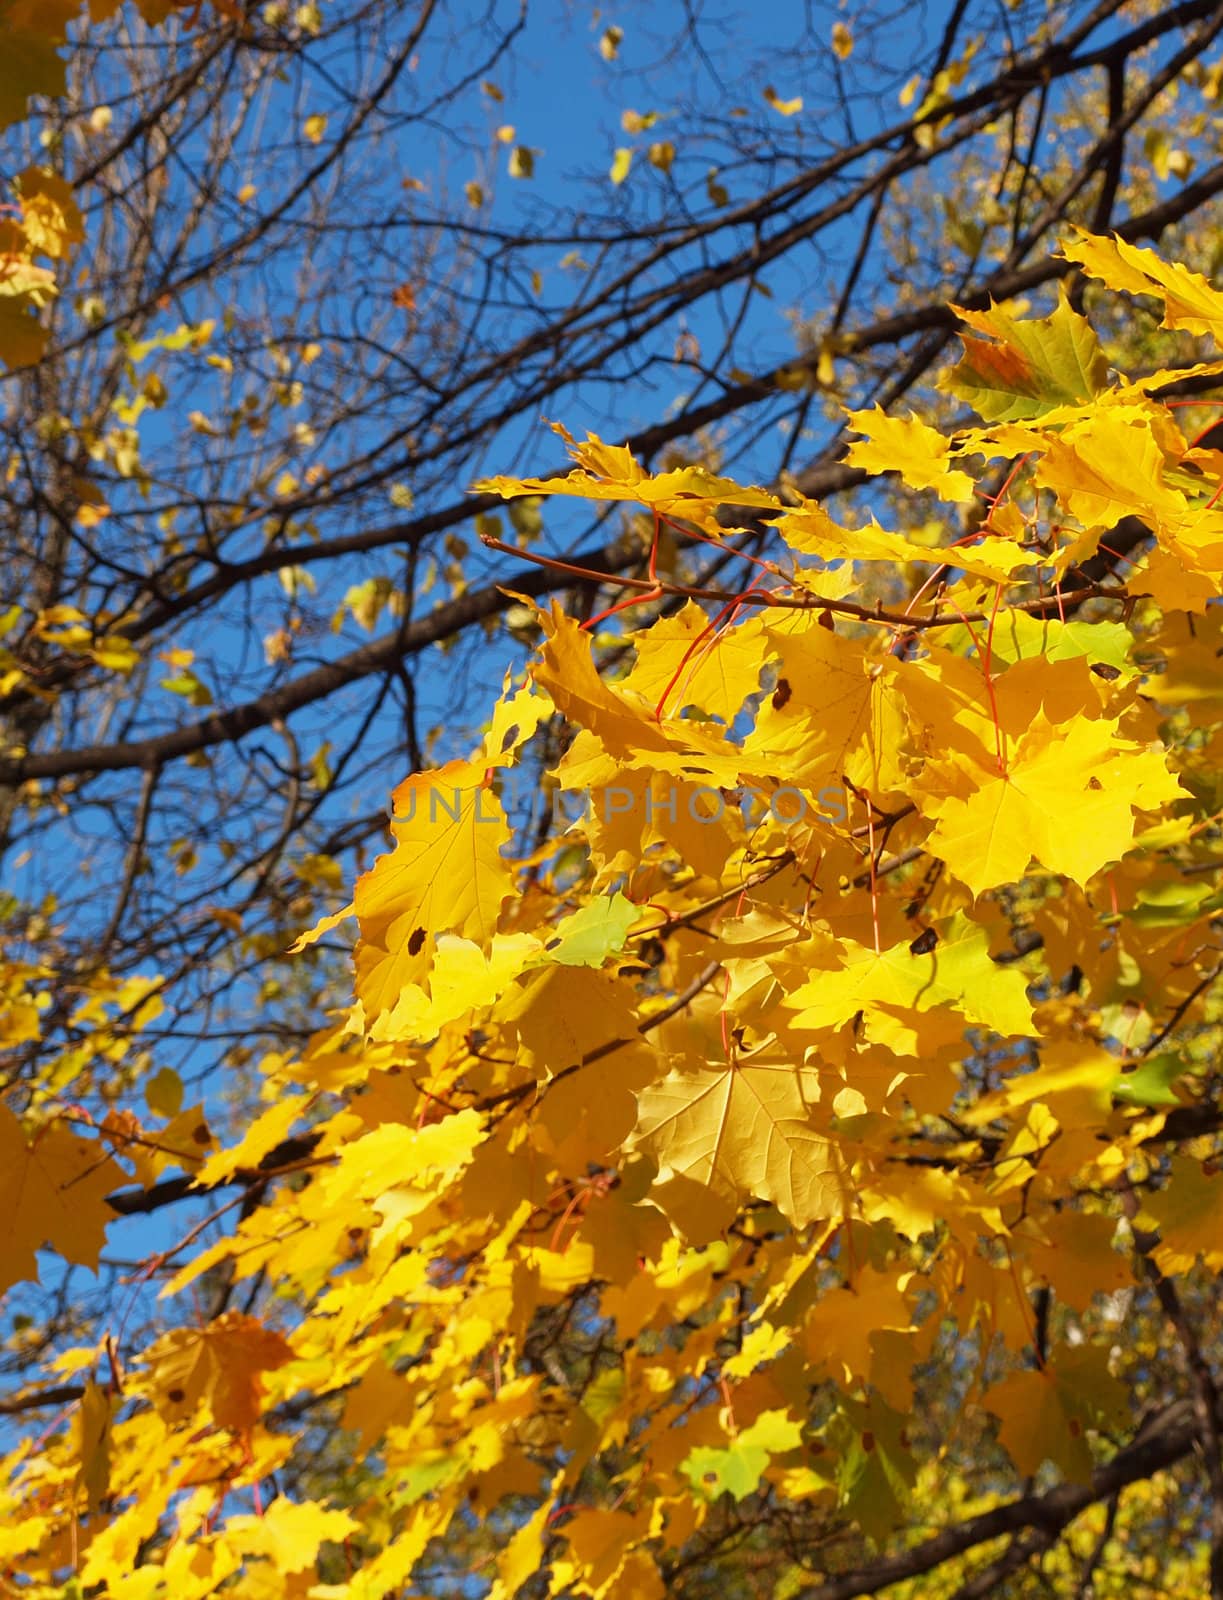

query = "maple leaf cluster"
(2, 227), (1223, 1596)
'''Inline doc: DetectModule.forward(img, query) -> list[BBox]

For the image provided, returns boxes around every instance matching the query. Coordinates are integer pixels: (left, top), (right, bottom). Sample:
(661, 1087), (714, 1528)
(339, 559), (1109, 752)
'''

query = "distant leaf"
(763, 86), (803, 116)
(144, 1066), (184, 1118)
(1111, 1052), (1187, 1108)
(987, 1347), (1127, 1481)
(1144, 1156), (1223, 1273)
(16, 168), (84, 258)
(74, 1380), (113, 1515)
(0, 26), (67, 128)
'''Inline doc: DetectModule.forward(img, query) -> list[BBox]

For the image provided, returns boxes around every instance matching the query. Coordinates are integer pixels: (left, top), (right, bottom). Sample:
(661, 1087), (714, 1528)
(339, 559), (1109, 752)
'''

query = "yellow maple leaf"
(922, 713), (1184, 894)
(532, 606), (744, 783)
(370, 930), (540, 1043)
(943, 289), (1110, 422)
(1155, 507), (1223, 583)
(74, 1379), (113, 1515)
(844, 406), (976, 503)
(113, 1100), (213, 1188)
(786, 912), (1034, 1039)
(474, 421), (783, 520)
(618, 602), (769, 724)
(1130, 544), (1220, 613)
(630, 1053), (844, 1225)
(804, 1268), (913, 1385)
(325, 1504), (452, 1596)
(317, 1109), (485, 1229)
(16, 167), (84, 258)
(551, 737), (739, 885)
(1034, 409), (1186, 529)
(742, 612), (906, 799)
(1142, 1155), (1223, 1274)
(0, 214), (57, 369)
(144, 1311), (293, 1433)
(351, 757), (514, 1018)
(552, 1507), (653, 1596)
(779, 503), (930, 566)
(986, 1347), (1127, 1482)
(763, 86), (803, 116)
(226, 1497), (359, 1574)
(0, 1107), (121, 1293)
(1061, 227), (1223, 337)
(482, 674), (553, 764)
(779, 503), (1039, 582)
(965, 1042), (1124, 1129)
(196, 1093), (310, 1186)
(1011, 1210), (1131, 1311)
(488, 1471), (565, 1599)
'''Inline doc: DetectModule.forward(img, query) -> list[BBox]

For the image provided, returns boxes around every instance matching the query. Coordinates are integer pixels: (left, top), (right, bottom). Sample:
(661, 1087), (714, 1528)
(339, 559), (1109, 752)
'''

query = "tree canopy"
(3, 2), (1223, 1597)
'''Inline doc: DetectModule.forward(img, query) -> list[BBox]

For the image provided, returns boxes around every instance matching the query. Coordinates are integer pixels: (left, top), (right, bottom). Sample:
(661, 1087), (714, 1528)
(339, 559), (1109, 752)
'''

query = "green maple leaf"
(682, 1410), (803, 1502)
(542, 891), (641, 967)
(941, 288), (1109, 422)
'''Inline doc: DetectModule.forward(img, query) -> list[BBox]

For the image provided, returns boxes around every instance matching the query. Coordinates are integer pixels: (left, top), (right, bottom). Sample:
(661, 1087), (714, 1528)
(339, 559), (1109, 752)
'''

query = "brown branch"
(0, 536), (1123, 785)
(1090, 62), (1128, 234)
(0, 1382), (86, 1416)
(477, 535), (1118, 630)
(1122, 1186), (1223, 1596)
(1140, 961), (1223, 1057)
(96, 761), (159, 957)
(949, 1526), (1056, 1599)
(105, 1129), (322, 1217)
(791, 1400), (1201, 1600)
(1144, 1104), (1223, 1144)
(2, 146), (1219, 756)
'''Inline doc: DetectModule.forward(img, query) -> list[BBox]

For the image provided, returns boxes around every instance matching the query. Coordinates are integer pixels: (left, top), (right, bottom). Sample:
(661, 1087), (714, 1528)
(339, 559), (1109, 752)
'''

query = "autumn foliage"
(0, 223), (1221, 1595)
(5, 4), (1223, 1599)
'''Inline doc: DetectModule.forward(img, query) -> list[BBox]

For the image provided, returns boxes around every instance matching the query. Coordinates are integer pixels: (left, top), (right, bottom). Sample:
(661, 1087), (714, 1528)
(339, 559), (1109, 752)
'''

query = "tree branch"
(793, 1401), (1200, 1600)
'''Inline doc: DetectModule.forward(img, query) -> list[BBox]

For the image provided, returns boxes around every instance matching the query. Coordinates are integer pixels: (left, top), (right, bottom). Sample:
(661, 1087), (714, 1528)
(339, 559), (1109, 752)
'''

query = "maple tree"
(8, 225), (1223, 1600)
(4, 2), (1223, 1598)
